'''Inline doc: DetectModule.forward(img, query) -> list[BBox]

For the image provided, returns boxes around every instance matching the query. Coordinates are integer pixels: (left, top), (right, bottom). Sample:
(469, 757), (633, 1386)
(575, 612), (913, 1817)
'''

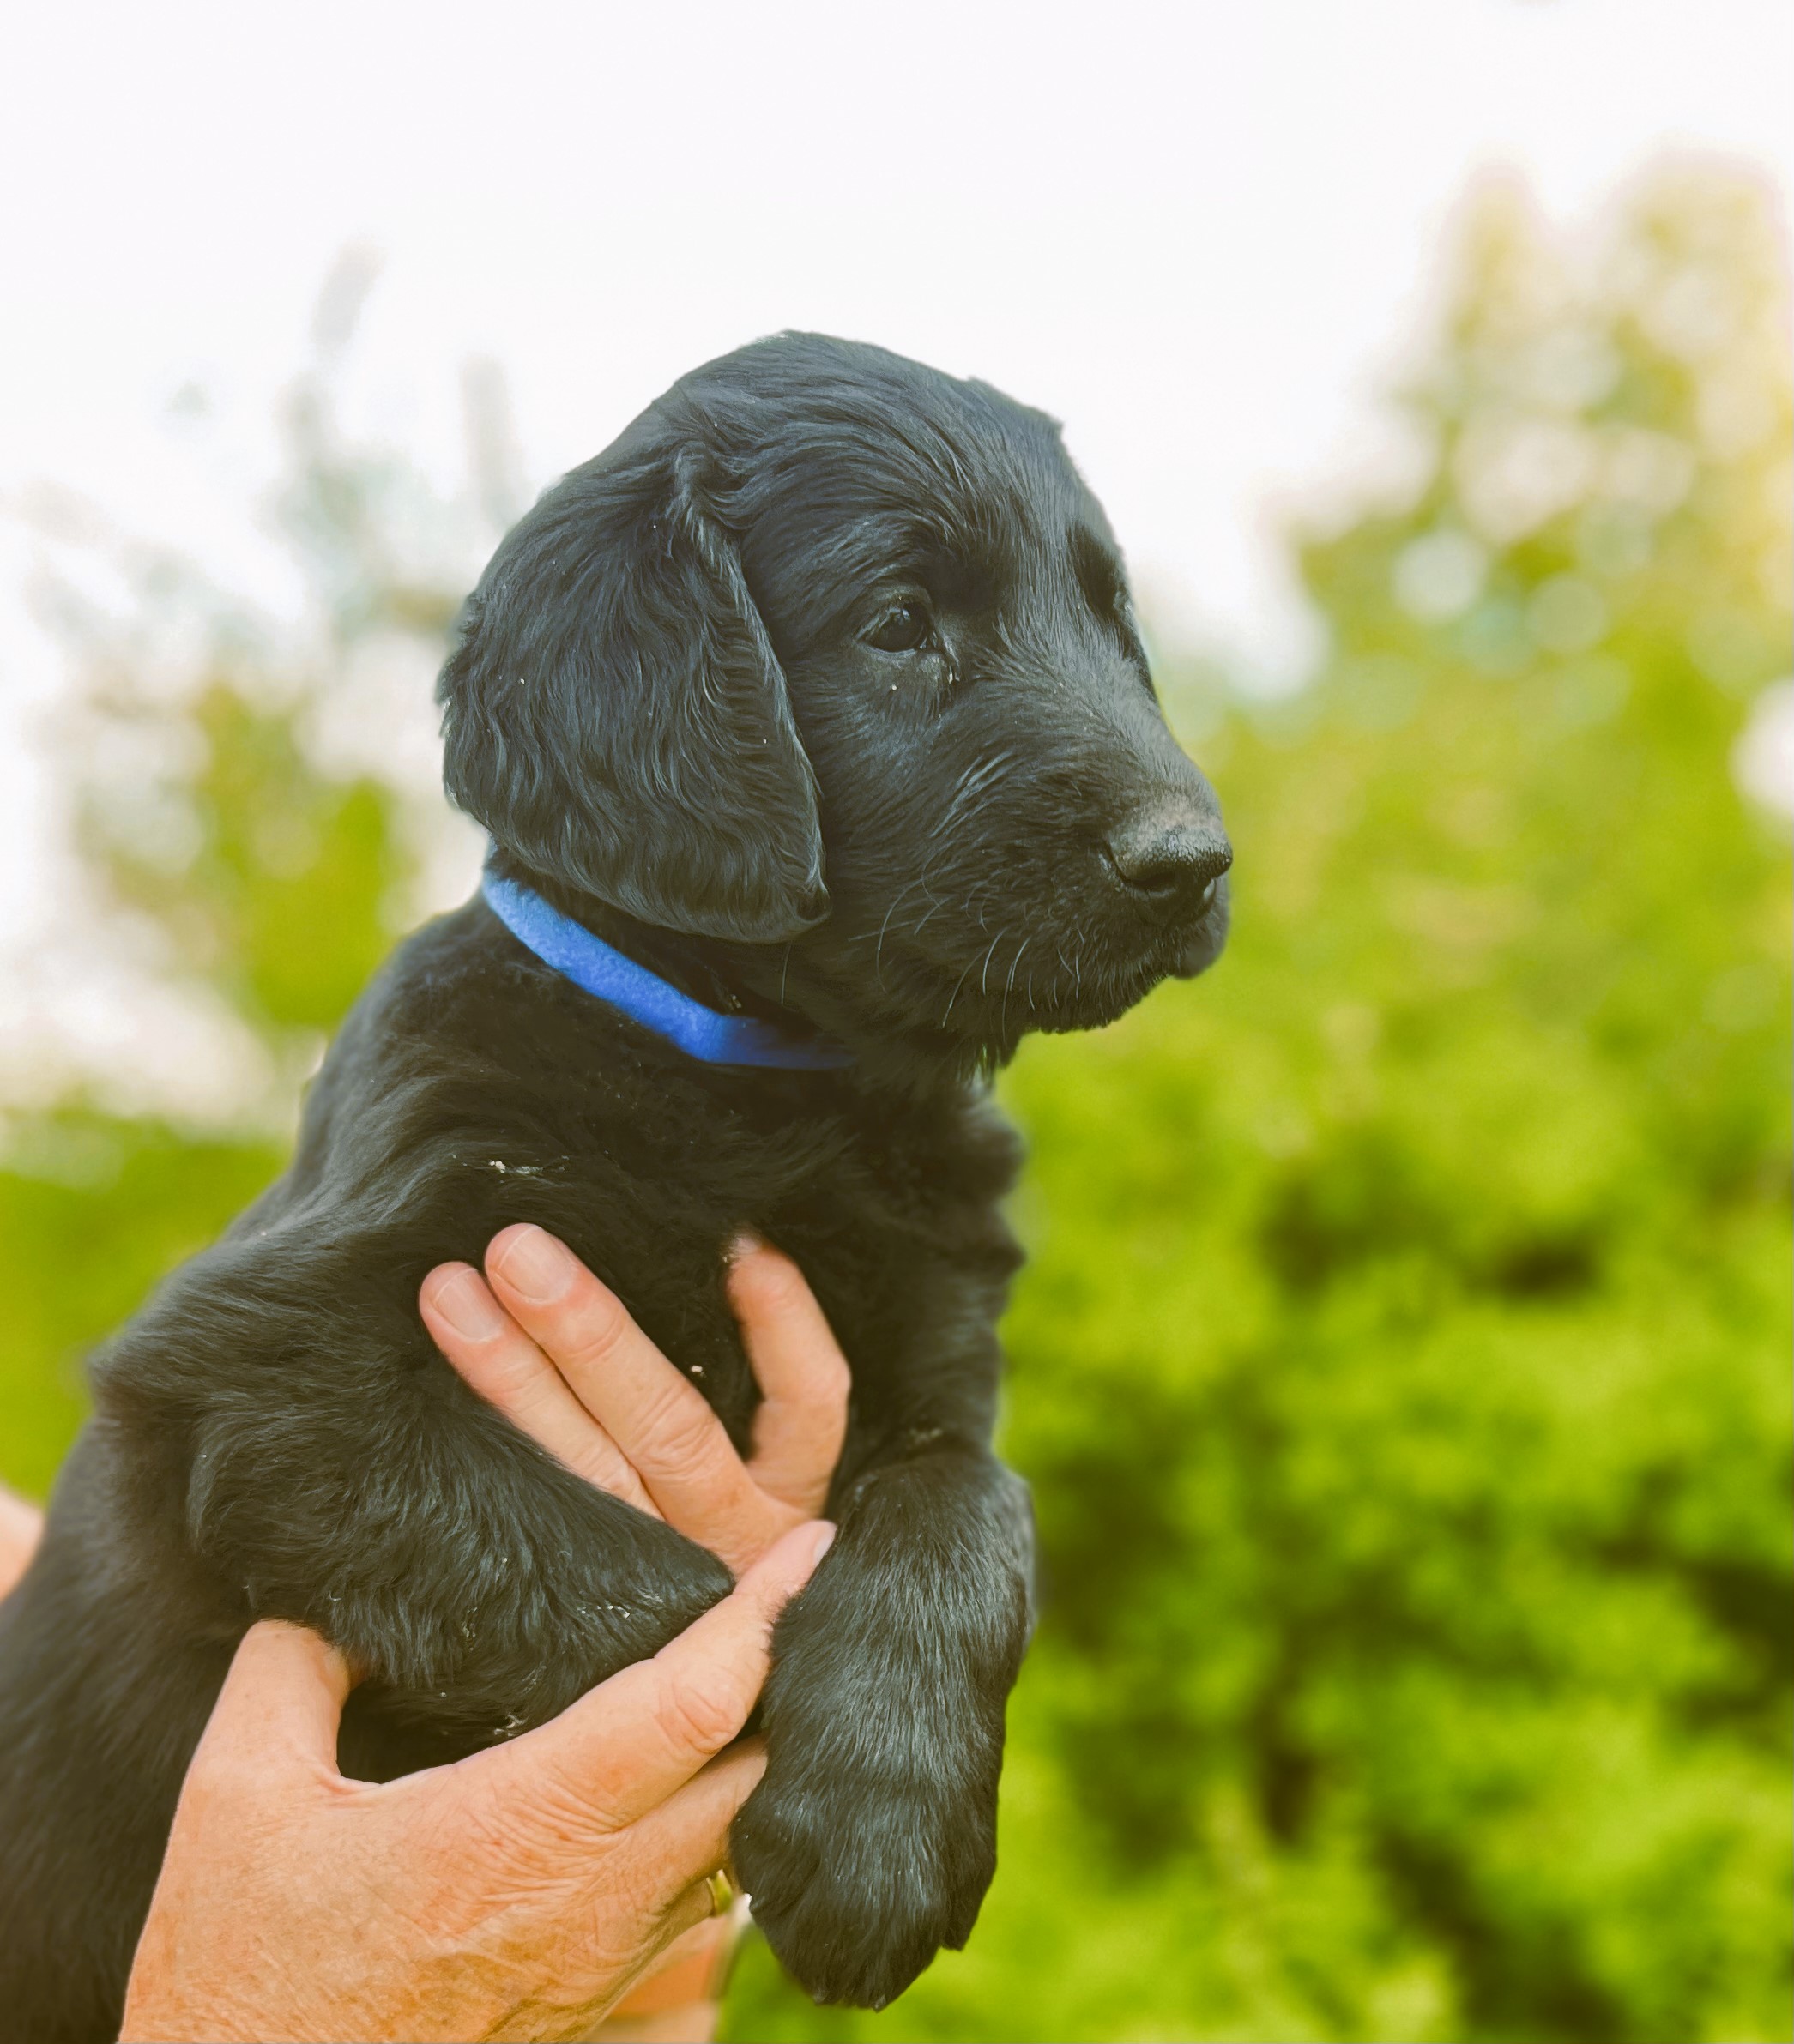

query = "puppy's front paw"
(730, 1752), (996, 2009)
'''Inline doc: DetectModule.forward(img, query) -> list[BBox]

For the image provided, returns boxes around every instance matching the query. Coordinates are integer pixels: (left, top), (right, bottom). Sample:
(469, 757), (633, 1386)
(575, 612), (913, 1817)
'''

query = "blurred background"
(1, 3), (1789, 2039)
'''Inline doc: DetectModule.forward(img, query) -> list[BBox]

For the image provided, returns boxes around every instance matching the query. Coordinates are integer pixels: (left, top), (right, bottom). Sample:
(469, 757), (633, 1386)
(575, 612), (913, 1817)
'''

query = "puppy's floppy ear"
(438, 443), (825, 943)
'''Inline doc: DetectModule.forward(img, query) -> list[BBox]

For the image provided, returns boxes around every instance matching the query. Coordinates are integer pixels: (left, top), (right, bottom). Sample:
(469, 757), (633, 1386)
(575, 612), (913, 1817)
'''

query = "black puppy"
(0, 333), (1229, 2037)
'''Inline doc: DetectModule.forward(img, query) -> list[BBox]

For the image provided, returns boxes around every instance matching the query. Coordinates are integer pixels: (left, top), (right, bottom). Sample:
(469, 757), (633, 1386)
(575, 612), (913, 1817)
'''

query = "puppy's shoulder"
(879, 1078), (1025, 1207)
(298, 896), (613, 1125)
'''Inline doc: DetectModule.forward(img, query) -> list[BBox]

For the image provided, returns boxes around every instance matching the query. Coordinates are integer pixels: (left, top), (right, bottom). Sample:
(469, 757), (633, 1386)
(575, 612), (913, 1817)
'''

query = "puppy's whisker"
(873, 883), (925, 986)
(909, 895), (946, 940)
(1052, 943), (1079, 1008)
(1001, 937), (1031, 1034)
(1052, 939), (1081, 1007)
(941, 953), (979, 1028)
(927, 749), (1018, 843)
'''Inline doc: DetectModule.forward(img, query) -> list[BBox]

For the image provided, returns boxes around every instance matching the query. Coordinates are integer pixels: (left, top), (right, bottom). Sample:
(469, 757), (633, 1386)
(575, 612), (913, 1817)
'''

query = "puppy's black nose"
(1105, 810), (1233, 917)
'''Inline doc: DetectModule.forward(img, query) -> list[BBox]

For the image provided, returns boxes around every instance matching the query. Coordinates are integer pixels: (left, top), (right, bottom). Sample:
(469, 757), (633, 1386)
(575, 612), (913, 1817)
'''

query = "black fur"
(0, 333), (1230, 2035)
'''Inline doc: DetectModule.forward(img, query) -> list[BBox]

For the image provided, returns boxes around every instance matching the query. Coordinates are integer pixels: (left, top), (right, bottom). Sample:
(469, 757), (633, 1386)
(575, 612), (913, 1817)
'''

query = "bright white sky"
(0, 0), (1788, 1103)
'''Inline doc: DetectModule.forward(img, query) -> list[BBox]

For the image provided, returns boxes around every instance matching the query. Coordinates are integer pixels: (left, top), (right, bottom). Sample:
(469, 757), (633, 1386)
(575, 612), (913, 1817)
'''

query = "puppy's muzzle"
(1102, 801), (1233, 983)
(1103, 808), (1233, 921)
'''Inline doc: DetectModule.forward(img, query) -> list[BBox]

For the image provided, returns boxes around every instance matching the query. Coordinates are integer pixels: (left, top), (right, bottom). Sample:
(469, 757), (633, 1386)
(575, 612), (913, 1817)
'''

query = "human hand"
(418, 1226), (852, 2040)
(0, 1483), (43, 1600)
(121, 1519), (833, 2043)
(120, 1228), (850, 2042)
(419, 1225), (850, 1576)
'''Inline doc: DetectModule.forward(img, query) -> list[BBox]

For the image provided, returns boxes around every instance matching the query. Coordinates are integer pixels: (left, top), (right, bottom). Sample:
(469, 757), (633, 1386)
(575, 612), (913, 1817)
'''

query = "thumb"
(194, 1619), (353, 1783)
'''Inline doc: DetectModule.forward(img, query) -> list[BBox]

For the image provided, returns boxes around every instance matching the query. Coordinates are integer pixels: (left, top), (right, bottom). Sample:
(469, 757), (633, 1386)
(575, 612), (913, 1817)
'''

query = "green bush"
(728, 170), (1791, 2044)
(3, 170), (1787, 2042)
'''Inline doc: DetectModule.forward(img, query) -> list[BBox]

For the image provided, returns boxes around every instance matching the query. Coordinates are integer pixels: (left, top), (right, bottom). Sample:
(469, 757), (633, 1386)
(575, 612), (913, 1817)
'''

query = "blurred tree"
(798, 166), (1787, 2044)
(0, 250), (504, 1490)
(1, 174), (1787, 2043)
(728, 168), (1792, 2044)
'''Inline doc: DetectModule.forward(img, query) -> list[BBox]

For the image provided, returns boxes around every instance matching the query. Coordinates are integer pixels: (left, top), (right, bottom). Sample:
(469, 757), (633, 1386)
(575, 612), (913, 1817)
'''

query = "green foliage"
(0, 1111), (285, 1495)
(1, 170), (1787, 2042)
(78, 682), (416, 1041)
(726, 171), (1792, 2044)
(0, 316), (451, 1487)
(0, 679), (415, 1487)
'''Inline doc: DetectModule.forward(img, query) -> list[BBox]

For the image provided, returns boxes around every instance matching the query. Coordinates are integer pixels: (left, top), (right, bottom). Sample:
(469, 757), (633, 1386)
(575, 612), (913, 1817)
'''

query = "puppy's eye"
(865, 603), (931, 654)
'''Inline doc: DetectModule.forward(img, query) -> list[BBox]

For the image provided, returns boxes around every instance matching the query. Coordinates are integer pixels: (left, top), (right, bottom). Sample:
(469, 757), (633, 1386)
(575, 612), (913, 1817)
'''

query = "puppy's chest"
(496, 1082), (1010, 1450)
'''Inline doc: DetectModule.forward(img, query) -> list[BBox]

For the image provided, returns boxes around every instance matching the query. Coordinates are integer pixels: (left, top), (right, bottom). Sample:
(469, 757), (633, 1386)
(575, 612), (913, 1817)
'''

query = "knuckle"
(749, 1255), (810, 1318)
(501, 1375), (566, 1432)
(636, 1383), (722, 1469)
(555, 1284), (632, 1370)
(814, 1345), (852, 1402)
(180, 1752), (239, 1812)
(655, 1667), (746, 1757)
(788, 1351), (852, 1422)
(186, 1746), (275, 1817)
(571, 1439), (634, 1497)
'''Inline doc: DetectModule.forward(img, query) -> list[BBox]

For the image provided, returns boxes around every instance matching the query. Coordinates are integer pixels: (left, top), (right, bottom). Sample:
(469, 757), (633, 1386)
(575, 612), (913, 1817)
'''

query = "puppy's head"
(440, 333), (1229, 1066)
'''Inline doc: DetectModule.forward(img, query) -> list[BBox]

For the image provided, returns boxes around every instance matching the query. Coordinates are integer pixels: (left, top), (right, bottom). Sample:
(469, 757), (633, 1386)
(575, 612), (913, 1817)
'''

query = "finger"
(421, 1263), (660, 1516)
(193, 1621), (351, 1786)
(646, 1880), (720, 1972)
(586, 1869), (727, 2032)
(729, 1238), (851, 1514)
(616, 1909), (738, 2008)
(602, 1910), (740, 2025)
(612, 1742), (767, 1926)
(0, 1486), (44, 1601)
(587, 1746), (765, 2022)
(486, 1520), (832, 1830)
(486, 1227), (774, 1569)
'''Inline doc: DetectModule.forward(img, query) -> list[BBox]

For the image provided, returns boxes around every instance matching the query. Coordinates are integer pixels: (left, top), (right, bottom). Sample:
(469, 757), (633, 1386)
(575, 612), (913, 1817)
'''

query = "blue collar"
(480, 871), (853, 1071)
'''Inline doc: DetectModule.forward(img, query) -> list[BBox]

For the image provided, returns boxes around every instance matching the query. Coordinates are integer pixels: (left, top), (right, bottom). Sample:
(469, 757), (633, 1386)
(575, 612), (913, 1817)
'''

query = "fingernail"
(807, 1520), (837, 1565)
(492, 1224), (577, 1303)
(728, 1228), (765, 1263)
(429, 1266), (507, 1341)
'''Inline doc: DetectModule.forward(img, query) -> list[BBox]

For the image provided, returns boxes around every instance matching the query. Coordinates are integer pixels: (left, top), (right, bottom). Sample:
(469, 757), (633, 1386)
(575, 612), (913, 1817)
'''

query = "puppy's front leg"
(729, 1441), (1033, 2009)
